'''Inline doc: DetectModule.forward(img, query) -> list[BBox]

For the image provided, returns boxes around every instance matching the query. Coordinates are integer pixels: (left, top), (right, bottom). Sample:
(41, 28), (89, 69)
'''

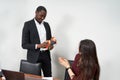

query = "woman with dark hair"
(59, 39), (100, 80)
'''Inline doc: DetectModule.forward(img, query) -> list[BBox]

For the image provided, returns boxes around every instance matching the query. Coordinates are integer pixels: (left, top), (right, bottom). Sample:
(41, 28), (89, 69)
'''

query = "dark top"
(71, 53), (98, 80)
(71, 53), (81, 80)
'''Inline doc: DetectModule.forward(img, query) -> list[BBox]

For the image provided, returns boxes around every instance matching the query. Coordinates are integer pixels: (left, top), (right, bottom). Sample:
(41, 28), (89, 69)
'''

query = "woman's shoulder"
(74, 53), (81, 61)
(76, 53), (81, 57)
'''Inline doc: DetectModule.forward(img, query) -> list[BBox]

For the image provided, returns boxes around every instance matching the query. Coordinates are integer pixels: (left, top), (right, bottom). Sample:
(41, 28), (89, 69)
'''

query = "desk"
(1, 75), (59, 80)
(25, 74), (59, 80)
(25, 73), (42, 80)
(0, 74), (42, 80)
(1, 69), (59, 80)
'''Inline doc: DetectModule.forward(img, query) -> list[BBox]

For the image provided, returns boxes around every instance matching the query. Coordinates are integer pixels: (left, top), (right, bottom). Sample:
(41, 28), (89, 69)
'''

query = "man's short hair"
(36, 6), (47, 12)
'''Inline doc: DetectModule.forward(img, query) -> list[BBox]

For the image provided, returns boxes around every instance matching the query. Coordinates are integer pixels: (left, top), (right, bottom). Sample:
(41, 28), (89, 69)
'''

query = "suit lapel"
(43, 22), (49, 40)
(31, 19), (41, 43)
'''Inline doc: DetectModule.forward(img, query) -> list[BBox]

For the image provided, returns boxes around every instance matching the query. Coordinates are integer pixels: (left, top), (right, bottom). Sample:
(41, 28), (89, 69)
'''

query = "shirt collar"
(34, 18), (44, 25)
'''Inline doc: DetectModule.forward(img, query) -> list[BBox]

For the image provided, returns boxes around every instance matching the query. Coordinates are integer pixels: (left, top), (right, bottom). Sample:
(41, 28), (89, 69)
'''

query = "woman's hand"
(58, 57), (70, 68)
(58, 57), (75, 79)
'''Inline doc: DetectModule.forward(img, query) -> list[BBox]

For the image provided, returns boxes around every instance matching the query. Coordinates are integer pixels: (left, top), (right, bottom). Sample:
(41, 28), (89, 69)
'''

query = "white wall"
(0, 0), (120, 80)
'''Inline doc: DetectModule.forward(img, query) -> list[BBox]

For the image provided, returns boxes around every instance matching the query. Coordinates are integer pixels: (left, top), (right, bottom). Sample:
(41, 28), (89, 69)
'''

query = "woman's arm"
(58, 57), (75, 79)
(67, 67), (75, 79)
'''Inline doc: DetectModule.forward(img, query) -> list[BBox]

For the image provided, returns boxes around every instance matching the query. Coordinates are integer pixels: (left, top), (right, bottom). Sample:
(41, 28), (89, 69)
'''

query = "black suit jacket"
(22, 19), (52, 63)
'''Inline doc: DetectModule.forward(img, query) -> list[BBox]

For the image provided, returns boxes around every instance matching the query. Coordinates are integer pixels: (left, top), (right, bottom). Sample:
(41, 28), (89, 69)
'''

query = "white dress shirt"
(34, 19), (47, 50)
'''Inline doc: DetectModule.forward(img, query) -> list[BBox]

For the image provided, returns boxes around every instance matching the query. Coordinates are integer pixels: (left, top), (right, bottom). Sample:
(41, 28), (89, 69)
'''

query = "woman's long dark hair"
(78, 39), (100, 80)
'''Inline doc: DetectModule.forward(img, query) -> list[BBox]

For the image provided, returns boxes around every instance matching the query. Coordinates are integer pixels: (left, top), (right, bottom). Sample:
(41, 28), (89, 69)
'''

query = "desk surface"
(25, 73), (42, 80)
(25, 74), (59, 80)
(1, 69), (59, 80)
(1, 75), (59, 80)
(0, 77), (2, 80)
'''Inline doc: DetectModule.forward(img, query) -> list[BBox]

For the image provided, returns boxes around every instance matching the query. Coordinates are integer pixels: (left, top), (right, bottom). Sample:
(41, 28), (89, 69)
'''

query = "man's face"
(35, 10), (46, 23)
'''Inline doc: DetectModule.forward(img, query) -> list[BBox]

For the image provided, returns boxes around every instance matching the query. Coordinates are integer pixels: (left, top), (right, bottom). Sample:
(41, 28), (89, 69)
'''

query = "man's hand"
(37, 37), (57, 49)
(48, 45), (54, 50)
(37, 41), (50, 49)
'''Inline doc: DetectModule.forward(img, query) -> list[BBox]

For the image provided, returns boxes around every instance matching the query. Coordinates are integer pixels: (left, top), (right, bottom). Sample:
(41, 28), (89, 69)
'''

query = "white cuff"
(35, 44), (38, 49)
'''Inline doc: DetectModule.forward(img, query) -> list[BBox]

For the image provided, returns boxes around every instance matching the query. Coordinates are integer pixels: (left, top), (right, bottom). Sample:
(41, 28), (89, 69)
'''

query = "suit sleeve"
(22, 22), (36, 50)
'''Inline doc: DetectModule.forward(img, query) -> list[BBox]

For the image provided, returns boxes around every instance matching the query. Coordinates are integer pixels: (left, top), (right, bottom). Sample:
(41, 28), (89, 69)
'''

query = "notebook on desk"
(2, 69), (25, 80)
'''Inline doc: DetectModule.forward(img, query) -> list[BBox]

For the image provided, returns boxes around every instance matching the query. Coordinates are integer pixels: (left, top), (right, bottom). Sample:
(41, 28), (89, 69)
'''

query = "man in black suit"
(22, 6), (54, 77)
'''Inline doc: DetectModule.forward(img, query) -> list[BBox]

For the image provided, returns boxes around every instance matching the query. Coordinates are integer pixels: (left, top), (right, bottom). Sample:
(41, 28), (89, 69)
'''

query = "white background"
(0, 0), (120, 80)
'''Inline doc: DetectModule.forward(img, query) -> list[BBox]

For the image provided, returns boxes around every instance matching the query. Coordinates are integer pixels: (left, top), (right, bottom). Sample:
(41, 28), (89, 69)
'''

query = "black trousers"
(37, 50), (52, 77)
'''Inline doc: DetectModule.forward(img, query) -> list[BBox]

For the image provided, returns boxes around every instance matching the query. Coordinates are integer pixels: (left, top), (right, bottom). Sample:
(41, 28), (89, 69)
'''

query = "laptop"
(2, 69), (25, 80)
